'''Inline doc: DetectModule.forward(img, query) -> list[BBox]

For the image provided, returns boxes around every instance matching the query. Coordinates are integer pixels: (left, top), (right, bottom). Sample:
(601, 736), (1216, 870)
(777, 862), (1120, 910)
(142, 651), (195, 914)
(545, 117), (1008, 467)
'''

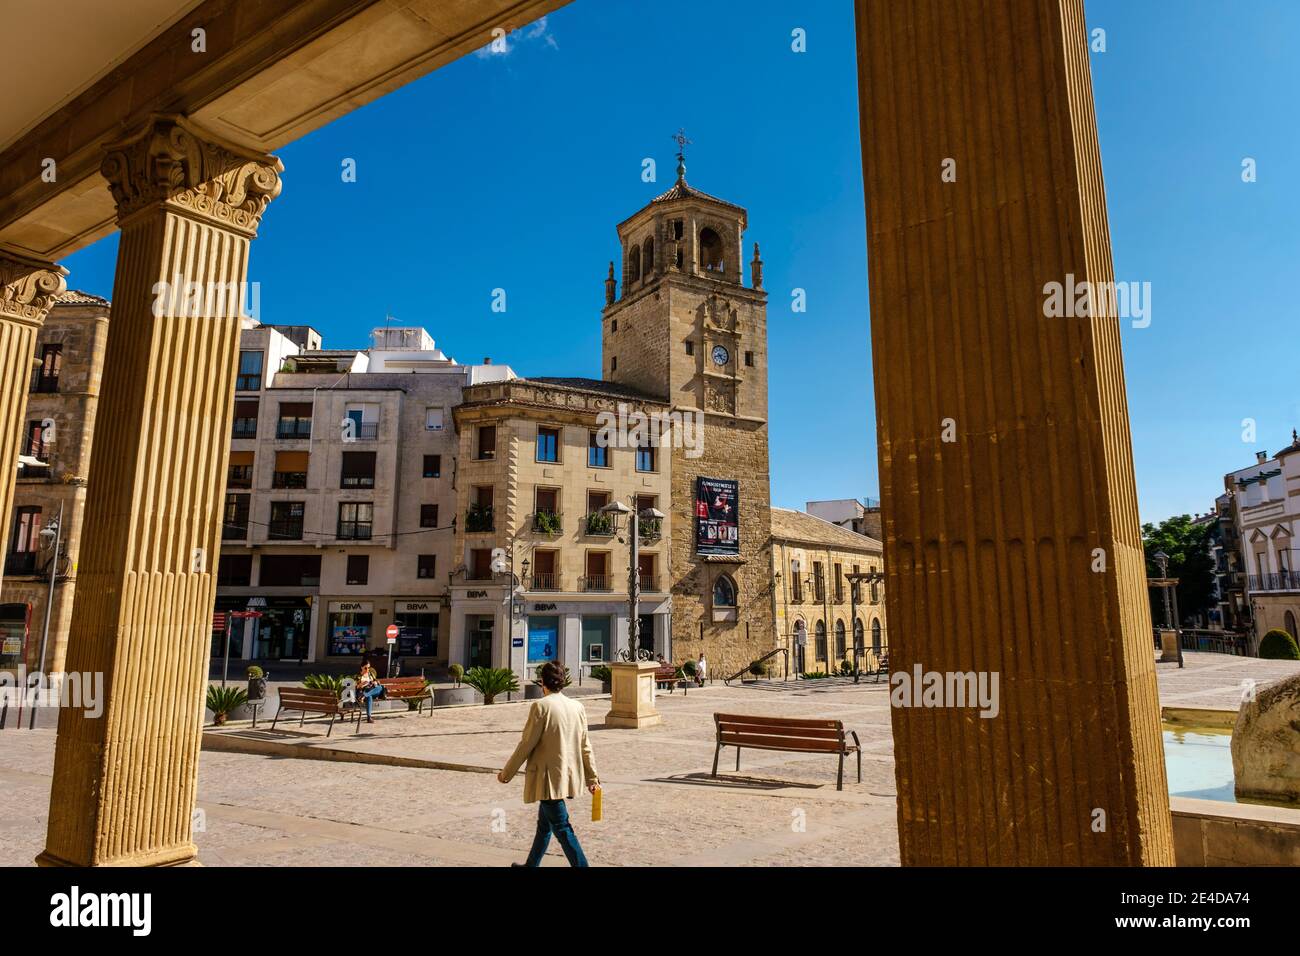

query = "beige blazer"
(501, 692), (599, 803)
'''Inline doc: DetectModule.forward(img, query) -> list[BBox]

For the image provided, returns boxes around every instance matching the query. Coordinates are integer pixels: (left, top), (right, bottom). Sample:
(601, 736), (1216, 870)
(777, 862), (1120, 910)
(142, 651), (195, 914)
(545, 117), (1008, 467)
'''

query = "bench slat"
(714, 713), (841, 730)
(719, 732), (846, 752)
(717, 722), (842, 740)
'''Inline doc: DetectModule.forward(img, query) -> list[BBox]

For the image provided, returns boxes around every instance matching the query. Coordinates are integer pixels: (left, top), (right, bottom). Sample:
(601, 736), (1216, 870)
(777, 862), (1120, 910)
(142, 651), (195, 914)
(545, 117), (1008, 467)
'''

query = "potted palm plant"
(435, 663), (479, 705)
(463, 666), (519, 704)
(206, 685), (249, 726)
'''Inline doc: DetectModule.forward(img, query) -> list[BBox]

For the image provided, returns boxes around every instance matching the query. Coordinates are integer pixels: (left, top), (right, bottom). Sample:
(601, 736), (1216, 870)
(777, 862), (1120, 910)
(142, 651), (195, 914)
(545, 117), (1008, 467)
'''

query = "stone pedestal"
(605, 661), (661, 729)
(1232, 672), (1300, 804)
(39, 116), (281, 868)
(1158, 630), (1180, 662)
(856, 0), (1173, 865)
(0, 251), (67, 563)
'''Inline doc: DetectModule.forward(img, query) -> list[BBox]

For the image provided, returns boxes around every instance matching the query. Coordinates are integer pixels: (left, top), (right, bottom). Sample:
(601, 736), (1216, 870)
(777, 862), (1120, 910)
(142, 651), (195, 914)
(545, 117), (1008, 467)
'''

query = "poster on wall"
(695, 477), (739, 555)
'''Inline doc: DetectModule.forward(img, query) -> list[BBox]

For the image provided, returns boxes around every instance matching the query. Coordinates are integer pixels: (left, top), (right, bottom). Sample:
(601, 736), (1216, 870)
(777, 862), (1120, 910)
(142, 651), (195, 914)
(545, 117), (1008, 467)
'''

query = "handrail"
(723, 646), (789, 685)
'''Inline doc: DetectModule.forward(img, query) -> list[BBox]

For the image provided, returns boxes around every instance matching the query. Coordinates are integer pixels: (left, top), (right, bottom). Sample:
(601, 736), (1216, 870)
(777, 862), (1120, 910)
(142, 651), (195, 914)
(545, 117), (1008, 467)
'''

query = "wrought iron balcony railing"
(1248, 571), (1300, 592)
(532, 510), (563, 534)
(583, 511), (615, 536)
(581, 574), (611, 592)
(529, 572), (559, 591)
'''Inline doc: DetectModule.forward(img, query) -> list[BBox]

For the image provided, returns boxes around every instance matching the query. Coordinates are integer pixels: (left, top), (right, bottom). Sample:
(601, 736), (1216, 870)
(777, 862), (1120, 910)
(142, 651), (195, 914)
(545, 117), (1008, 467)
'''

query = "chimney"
(483, 357), (492, 365)
(1256, 450), (1267, 463)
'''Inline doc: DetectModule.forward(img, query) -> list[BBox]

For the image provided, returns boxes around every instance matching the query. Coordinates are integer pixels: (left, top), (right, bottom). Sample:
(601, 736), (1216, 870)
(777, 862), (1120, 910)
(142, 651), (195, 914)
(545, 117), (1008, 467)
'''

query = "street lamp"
(599, 497), (664, 730)
(35, 499), (65, 678)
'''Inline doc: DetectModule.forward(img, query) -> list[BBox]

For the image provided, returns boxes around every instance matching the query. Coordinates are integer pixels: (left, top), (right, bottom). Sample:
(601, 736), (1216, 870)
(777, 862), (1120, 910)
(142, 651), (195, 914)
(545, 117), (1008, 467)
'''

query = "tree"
(1141, 514), (1216, 627)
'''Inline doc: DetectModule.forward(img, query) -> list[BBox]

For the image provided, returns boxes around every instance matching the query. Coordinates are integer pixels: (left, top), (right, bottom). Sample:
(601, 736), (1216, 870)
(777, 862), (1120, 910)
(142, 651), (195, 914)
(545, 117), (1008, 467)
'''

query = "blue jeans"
(524, 799), (588, 867)
(361, 684), (384, 718)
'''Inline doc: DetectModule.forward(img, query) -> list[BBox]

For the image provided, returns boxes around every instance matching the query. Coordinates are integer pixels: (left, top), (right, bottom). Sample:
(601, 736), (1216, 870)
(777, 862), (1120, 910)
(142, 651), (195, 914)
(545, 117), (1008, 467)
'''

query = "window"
(268, 501), (305, 540)
(423, 454), (441, 478)
(19, 420), (49, 477)
(588, 431), (609, 468)
(217, 553), (252, 587)
(467, 486), (494, 532)
(476, 425), (496, 460)
(635, 442), (656, 473)
(536, 426), (560, 463)
(420, 504), (439, 528)
(871, 619), (883, 655)
(813, 561), (825, 602)
(685, 340), (694, 356)
(272, 450), (309, 489)
(276, 402), (312, 439)
(469, 549), (492, 580)
(337, 502), (373, 540)
(236, 350), (263, 391)
(834, 620), (846, 660)
(346, 554), (369, 586)
(584, 552), (611, 591)
(258, 554), (321, 587)
(531, 549), (558, 590)
(791, 561), (804, 603)
(5, 507), (41, 575)
(583, 615), (612, 662)
(223, 493), (250, 540)
(835, 563), (844, 602)
(642, 237), (654, 277)
(870, 568), (879, 603)
(417, 554), (437, 579)
(745, 350), (754, 367)
(638, 552), (657, 591)
(815, 620), (827, 661)
(227, 451), (253, 489)
(425, 407), (444, 431)
(345, 406), (378, 440)
(627, 245), (641, 284)
(610, 356), (617, 373)
(232, 399), (259, 439)
(340, 451), (376, 489)
(699, 227), (724, 272)
(610, 319), (617, 332)
(33, 344), (61, 393)
(585, 490), (613, 535)
(713, 574), (737, 608)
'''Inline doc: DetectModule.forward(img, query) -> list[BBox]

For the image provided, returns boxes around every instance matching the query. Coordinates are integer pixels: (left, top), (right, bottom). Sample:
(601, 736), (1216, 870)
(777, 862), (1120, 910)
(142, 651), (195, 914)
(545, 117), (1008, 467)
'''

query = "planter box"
(433, 687), (480, 707)
(524, 683), (545, 699)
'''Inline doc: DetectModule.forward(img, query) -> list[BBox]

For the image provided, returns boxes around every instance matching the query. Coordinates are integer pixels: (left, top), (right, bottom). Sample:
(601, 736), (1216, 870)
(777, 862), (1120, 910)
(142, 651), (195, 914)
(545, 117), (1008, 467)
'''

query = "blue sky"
(59, 0), (1300, 524)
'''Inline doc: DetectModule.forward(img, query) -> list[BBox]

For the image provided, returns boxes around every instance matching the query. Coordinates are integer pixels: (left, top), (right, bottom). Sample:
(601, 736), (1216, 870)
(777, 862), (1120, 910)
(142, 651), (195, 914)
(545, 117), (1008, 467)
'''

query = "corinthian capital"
(101, 115), (283, 237)
(0, 249), (69, 325)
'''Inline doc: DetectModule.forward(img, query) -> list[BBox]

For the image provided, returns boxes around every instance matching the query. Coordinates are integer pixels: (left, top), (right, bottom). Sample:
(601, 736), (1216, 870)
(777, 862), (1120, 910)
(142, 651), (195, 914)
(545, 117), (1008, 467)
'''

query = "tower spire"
(672, 127), (691, 182)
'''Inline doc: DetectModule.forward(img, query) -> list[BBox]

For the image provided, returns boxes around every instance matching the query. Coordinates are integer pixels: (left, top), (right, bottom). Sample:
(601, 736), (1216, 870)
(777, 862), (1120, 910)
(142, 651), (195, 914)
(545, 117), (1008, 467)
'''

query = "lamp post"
(1150, 549), (1184, 670)
(599, 498), (664, 729)
(36, 499), (64, 677)
(845, 567), (885, 683)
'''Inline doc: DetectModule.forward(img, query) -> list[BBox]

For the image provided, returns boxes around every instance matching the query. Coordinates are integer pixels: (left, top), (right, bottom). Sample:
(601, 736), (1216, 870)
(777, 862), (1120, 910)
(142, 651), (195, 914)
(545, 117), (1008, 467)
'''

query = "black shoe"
(511, 862), (526, 868)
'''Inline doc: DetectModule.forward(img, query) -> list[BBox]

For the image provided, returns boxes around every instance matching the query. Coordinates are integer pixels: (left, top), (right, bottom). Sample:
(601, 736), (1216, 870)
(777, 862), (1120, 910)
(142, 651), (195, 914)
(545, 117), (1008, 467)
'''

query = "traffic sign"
(386, 624), (400, 642)
(212, 611), (227, 630)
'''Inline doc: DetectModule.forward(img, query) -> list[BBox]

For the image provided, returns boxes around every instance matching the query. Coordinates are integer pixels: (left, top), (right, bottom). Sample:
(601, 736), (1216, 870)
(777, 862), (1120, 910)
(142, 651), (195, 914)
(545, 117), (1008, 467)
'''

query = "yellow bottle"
(591, 786), (603, 822)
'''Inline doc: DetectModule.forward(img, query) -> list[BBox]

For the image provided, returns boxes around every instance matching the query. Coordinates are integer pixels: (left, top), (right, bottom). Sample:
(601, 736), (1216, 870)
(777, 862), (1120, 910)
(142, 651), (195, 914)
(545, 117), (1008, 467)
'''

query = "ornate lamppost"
(599, 498), (665, 728)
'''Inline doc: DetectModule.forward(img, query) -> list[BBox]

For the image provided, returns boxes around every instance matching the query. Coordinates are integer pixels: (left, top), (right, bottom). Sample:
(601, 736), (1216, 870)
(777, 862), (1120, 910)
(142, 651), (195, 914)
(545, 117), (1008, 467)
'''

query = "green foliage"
(1141, 514), (1216, 625)
(838, 660), (857, 676)
(534, 509), (562, 534)
(800, 671), (831, 680)
(206, 685), (248, 723)
(589, 665), (612, 683)
(533, 663), (572, 687)
(302, 673), (347, 698)
(246, 665), (264, 679)
(464, 666), (520, 704)
(1259, 629), (1300, 660)
(681, 659), (697, 677)
(466, 503), (494, 533)
(448, 663), (465, 686)
(748, 660), (768, 677)
(585, 511), (614, 536)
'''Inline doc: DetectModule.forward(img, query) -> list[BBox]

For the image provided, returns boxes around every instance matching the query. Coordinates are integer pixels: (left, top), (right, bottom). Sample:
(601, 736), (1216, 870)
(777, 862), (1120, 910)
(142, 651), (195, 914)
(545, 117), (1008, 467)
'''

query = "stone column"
(39, 115), (280, 867)
(0, 251), (67, 565)
(855, 0), (1173, 864)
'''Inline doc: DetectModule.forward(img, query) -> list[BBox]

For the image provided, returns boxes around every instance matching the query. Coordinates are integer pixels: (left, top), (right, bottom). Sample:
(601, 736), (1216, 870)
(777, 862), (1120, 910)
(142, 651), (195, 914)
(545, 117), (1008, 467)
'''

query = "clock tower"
(600, 138), (773, 668)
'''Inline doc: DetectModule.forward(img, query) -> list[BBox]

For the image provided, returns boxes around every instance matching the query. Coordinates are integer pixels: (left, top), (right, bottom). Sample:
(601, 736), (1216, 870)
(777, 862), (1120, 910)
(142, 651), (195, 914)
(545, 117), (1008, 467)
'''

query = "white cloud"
(476, 16), (558, 59)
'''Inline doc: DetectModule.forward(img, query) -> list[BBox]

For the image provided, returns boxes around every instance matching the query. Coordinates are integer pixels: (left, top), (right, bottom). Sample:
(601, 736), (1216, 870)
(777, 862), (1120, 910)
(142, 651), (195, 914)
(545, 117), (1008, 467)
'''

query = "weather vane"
(672, 128), (691, 179)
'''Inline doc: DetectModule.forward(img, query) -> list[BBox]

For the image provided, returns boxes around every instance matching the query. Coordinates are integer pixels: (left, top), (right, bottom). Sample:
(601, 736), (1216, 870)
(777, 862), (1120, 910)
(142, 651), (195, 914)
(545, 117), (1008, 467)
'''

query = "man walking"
(498, 661), (600, 867)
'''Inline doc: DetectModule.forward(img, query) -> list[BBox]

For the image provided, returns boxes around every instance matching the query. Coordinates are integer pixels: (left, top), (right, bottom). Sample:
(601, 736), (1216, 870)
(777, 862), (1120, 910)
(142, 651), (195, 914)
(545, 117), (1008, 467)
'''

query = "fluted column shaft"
(855, 0), (1173, 865)
(40, 115), (281, 867)
(0, 252), (67, 569)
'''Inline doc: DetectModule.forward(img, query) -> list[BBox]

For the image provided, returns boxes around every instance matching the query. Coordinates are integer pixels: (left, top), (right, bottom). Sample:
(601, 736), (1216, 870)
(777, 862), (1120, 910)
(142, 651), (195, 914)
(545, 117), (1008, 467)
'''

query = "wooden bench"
(712, 713), (861, 790)
(378, 676), (433, 716)
(271, 687), (359, 736)
(654, 665), (688, 695)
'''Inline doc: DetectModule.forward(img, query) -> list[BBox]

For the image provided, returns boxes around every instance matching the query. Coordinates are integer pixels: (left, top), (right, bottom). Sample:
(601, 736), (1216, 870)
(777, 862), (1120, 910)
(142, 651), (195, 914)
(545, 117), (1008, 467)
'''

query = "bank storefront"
(449, 585), (671, 680)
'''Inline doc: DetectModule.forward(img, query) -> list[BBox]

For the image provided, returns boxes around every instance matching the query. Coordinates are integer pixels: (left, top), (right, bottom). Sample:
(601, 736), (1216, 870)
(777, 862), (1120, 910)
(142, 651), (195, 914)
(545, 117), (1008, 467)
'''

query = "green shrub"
(589, 665), (612, 683)
(302, 673), (346, 698)
(246, 665), (264, 679)
(1259, 629), (1300, 660)
(206, 685), (248, 725)
(448, 663), (465, 686)
(681, 659), (697, 677)
(748, 660), (768, 677)
(800, 671), (831, 680)
(464, 666), (520, 704)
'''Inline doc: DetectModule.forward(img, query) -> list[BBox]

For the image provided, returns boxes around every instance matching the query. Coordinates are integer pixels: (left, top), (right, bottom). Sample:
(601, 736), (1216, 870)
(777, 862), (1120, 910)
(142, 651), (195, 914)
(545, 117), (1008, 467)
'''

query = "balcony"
(222, 523), (249, 541)
(532, 510), (562, 535)
(581, 574), (611, 592)
(529, 572), (560, 591)
(584, 511), (615, 536)
(231, 419), (257, 439)
(267, 519), (304, 541)
(30, 370), (59, 394)
(347, 421), (379, 440)
(271, 471), (308, 489)
(638, 572), (660, 592)
(1248, 571), (1300, 593)
(235, 374), (262, 391)
(275, 420), (312, 440)
(4, 552), (38, 576)
(466, 504), (494, 533)
(637, 516), (663, 541)
(337, 522), (373, 541)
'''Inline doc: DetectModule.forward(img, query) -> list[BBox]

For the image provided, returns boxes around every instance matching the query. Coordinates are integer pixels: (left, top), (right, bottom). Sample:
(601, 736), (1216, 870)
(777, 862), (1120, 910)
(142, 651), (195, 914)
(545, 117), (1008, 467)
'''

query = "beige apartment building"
(450, 377), (674, 676)
(1, 291), (108, 675)
(215, 324), (471, 669)
(771, 507), (886, 675)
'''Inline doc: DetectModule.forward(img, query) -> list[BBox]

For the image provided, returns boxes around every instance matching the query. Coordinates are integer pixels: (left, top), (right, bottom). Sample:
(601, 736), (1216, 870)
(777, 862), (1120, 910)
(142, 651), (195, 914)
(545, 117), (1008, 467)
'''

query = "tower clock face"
(711, 345), (730, 366)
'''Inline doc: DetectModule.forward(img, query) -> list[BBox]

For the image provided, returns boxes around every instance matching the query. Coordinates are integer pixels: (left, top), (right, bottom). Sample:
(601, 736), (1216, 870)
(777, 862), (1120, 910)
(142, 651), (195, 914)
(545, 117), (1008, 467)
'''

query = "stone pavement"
(0, 652), (1295, 867)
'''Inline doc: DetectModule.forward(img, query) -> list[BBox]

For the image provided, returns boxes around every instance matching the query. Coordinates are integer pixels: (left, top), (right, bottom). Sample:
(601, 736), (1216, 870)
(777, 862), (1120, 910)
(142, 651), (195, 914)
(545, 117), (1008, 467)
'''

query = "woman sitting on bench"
(357, 658), (384, 724)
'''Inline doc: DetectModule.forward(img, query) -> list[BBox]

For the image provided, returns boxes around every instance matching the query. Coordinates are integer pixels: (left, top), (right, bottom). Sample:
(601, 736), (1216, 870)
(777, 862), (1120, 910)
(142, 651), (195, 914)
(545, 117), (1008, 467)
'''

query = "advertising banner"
(695, 477), (739, 555)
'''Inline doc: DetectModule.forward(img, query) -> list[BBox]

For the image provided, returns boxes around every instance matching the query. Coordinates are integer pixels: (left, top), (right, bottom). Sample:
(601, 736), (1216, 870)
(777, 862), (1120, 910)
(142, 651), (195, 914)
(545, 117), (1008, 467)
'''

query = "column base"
(36, 843), (200, 867)
(605, 661), (662, 729)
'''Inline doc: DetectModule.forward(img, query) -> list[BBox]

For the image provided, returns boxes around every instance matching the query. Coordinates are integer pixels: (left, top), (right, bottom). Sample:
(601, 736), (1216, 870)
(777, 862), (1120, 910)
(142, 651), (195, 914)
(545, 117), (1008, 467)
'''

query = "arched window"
(853, 617), (864, 651)
(641, 238), (654, 278)
(713, 574), (736, 608)
(699, 227), (724, 272)
(834, 620), (846, 660)
(870, 569), (879, 603)
(815, 620), (827, 661)
(871, 619), (882, 654)
(1286, 610), (1298, 640)
(627, 245), (640, 284)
